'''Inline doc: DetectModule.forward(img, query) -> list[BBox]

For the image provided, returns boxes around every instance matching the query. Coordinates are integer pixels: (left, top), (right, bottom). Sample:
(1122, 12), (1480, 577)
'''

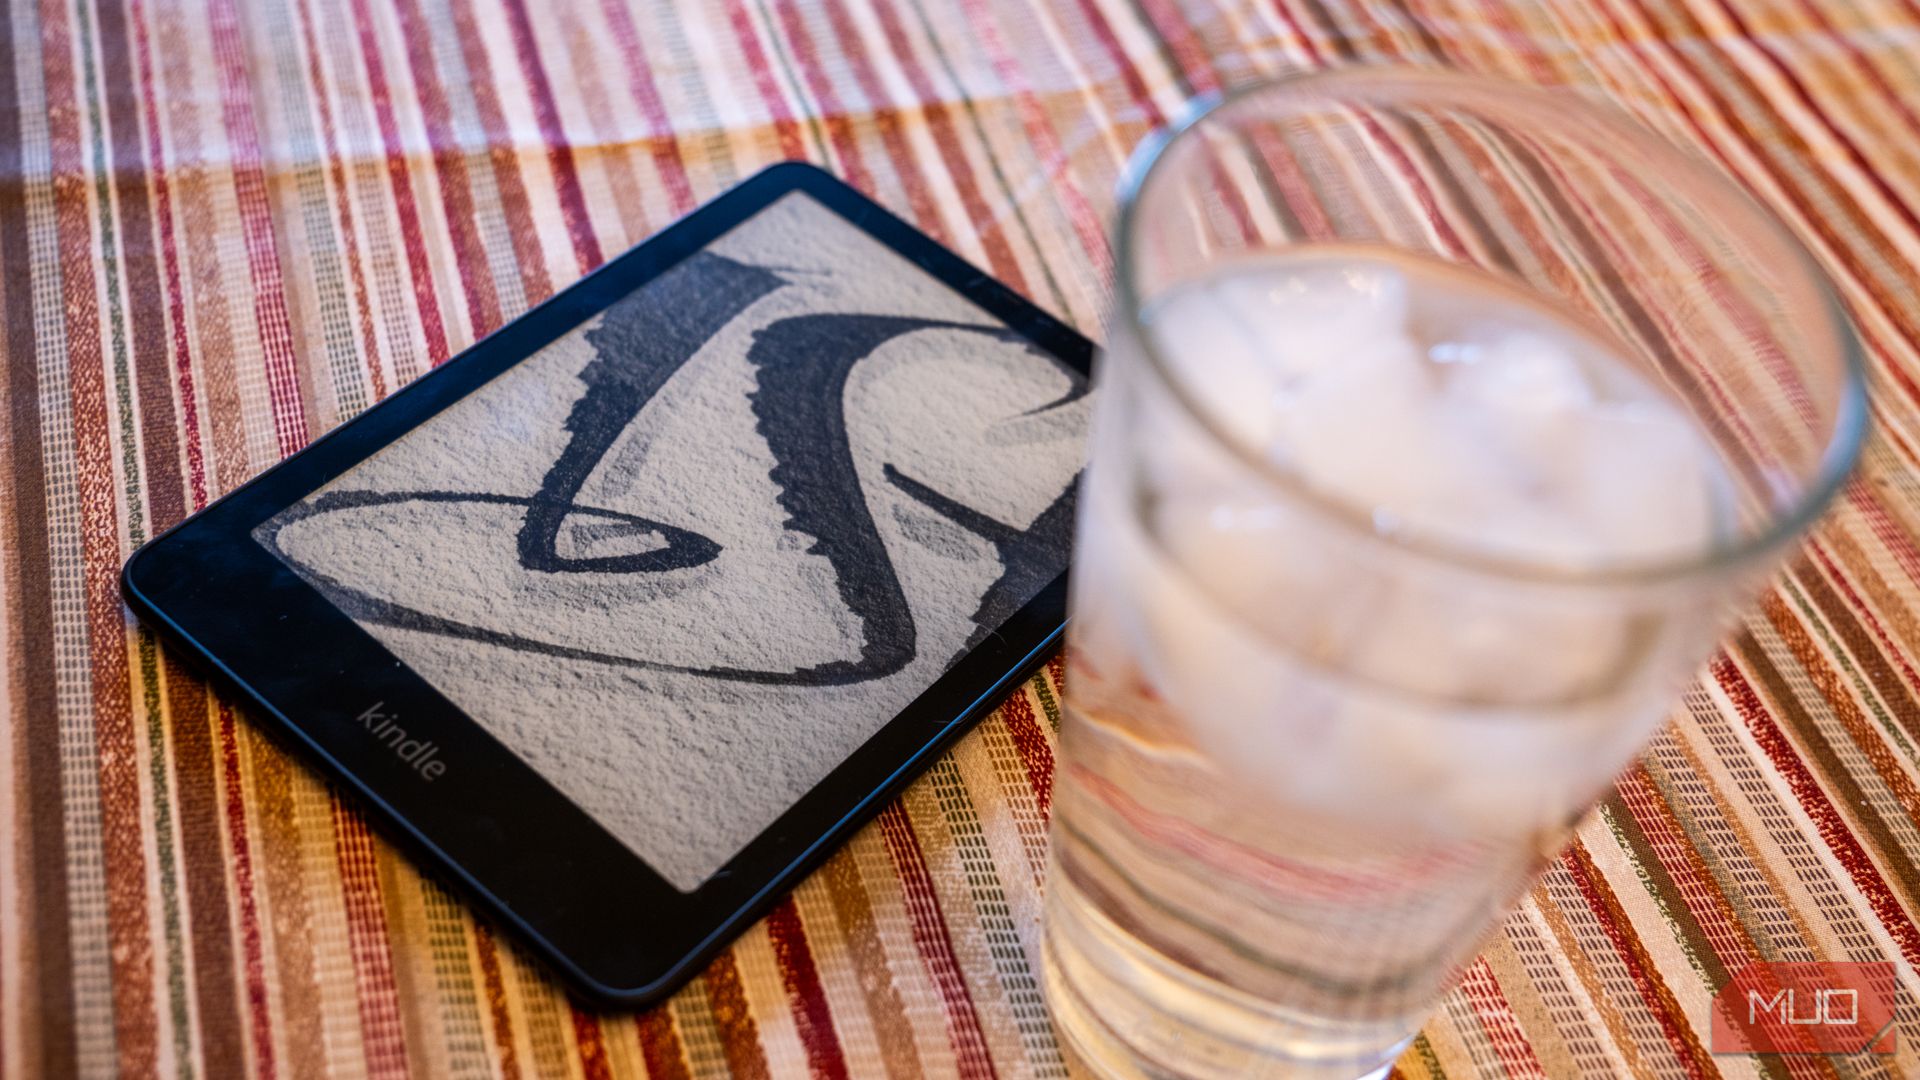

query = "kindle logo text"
(356, 703), (447, 782)
(1711, 961), (1898, 1055)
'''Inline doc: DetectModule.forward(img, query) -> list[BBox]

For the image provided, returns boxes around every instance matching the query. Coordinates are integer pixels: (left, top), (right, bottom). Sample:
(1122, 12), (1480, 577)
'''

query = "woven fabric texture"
(2, 0), (1919, 1076)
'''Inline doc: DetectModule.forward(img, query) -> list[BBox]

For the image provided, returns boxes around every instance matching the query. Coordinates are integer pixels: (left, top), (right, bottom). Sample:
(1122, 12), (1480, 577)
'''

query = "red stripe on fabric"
(596, 0), (696, 215)
(1505, 128), (1769, 473)
(635, 1004), (690, 1080)
(1703, 0), (1920, 247)
(998, 692), (1053, 817)
(770, 0), (874, 192)
(1249, 127), (1336, 242)
(570, 1007), (614, 1080)
(1355, 113), (1472, 260)
(813, 0), (940, 231)
(877, 804), (999, 1080)
(1562, 843), (1714, 1080)
(291, 0), (387, 402)
(0, 2), (74, 1068)
(1606, 165), (1816, 429)
(345, 0), (453, 365)
(446, 0), (556, 304)
(1065, 0), (1165, 126)
(218, 705), (278, 1080)
(500, 0), (605, 271)
(1714, 655), (1920, 969)
(207, 0), (311, 455)
(1265, 0), (1329, 65)
(328, 804), (412, 1077)
(1046, 652), (1066, 693)
(389, 0), (505, 336)
(765, 896), (852, 1080)
(1794, 0), (1920, 181)
(860, 0), (1030, 293)
(1135, 0), (1222, 94)
(953, 0), (1111, 285)
(718, 0), (807, 160)
(98, 0), (186, 534)
(1596, 0), (1920, 414)
(1457, 959), (1548, 1078)
(128, 0), (205, 506)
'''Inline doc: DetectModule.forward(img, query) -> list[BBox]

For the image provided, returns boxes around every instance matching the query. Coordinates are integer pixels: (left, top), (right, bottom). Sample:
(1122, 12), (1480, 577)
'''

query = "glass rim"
(1111, 67), (1870, 589)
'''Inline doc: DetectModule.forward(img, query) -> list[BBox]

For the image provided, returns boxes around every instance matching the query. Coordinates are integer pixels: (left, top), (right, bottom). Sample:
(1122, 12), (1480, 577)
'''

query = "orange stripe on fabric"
(38, 0), (159, 1066)
(821, 846), (925, 1080)
(1808, 525), (1920, 707)
(244, 729), (332, 1080)
(471, 924), (523, 1080)
(635, 1003), (691, 1080)
(1764, 578), (1920, 820)
(571, 1007), (615, 1080)
(704, 950), (774, 1080)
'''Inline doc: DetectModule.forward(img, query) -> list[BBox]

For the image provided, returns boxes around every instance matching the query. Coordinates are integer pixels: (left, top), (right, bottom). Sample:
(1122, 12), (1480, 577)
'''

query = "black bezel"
(121, 163), (1090, 1007)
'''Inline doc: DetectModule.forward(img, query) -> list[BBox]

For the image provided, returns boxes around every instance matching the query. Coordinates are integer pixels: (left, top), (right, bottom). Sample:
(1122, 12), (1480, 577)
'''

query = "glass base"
(1043, 871), (1416, 1079)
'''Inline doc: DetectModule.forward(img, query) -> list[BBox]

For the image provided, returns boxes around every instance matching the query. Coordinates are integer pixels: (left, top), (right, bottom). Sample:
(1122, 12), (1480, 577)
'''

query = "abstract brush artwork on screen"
(255, 193), (1088, 889)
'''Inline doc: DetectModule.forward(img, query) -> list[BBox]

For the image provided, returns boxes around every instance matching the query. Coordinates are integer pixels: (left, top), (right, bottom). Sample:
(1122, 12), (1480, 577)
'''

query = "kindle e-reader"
(122, 163), (1090, 1005)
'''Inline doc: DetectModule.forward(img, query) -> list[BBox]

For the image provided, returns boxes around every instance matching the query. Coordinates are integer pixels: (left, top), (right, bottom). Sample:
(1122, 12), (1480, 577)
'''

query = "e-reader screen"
(252, 192), (1088, 891)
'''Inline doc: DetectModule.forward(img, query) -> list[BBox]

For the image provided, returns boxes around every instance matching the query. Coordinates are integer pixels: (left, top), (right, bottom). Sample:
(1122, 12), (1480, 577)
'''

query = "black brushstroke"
(267, 254), (1083, 687)
(741, 314), (1041, 683)
(884, 464), (1077, 654)
(520, 252), (782, 573)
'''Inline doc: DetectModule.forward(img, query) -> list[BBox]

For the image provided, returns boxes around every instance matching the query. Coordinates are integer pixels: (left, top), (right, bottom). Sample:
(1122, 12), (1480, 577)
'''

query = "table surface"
(4, 0), (1919, 1076)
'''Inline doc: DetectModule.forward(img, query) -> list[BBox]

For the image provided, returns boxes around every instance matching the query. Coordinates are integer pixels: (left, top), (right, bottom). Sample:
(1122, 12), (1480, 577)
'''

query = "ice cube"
(1338, 578), (1634, 704)
(1276, 340), (1557, 559)
(1230, 259), (1412, 379)
(1442, 329), (1594, 416)
(1147, 288), (1290, 446)
(1152, 494), (1370, 661)
(1272, 332), (1430, 496)
(1552, 401), (1720, 560)
(1149, 258), (1414, 399)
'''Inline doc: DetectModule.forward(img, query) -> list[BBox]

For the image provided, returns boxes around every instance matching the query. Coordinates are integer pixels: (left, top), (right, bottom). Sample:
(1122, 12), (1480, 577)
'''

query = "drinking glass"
(1042, 69), (1866, 1079)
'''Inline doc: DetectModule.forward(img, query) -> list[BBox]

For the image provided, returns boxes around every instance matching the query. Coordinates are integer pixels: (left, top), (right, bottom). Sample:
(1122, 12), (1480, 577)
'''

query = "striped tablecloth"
(3, 0), (1919, 1076)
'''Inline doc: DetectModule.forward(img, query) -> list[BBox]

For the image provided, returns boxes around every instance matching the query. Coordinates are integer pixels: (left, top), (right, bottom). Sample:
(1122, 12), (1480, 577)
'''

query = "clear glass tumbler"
(1042, 69), (1866, 1079)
